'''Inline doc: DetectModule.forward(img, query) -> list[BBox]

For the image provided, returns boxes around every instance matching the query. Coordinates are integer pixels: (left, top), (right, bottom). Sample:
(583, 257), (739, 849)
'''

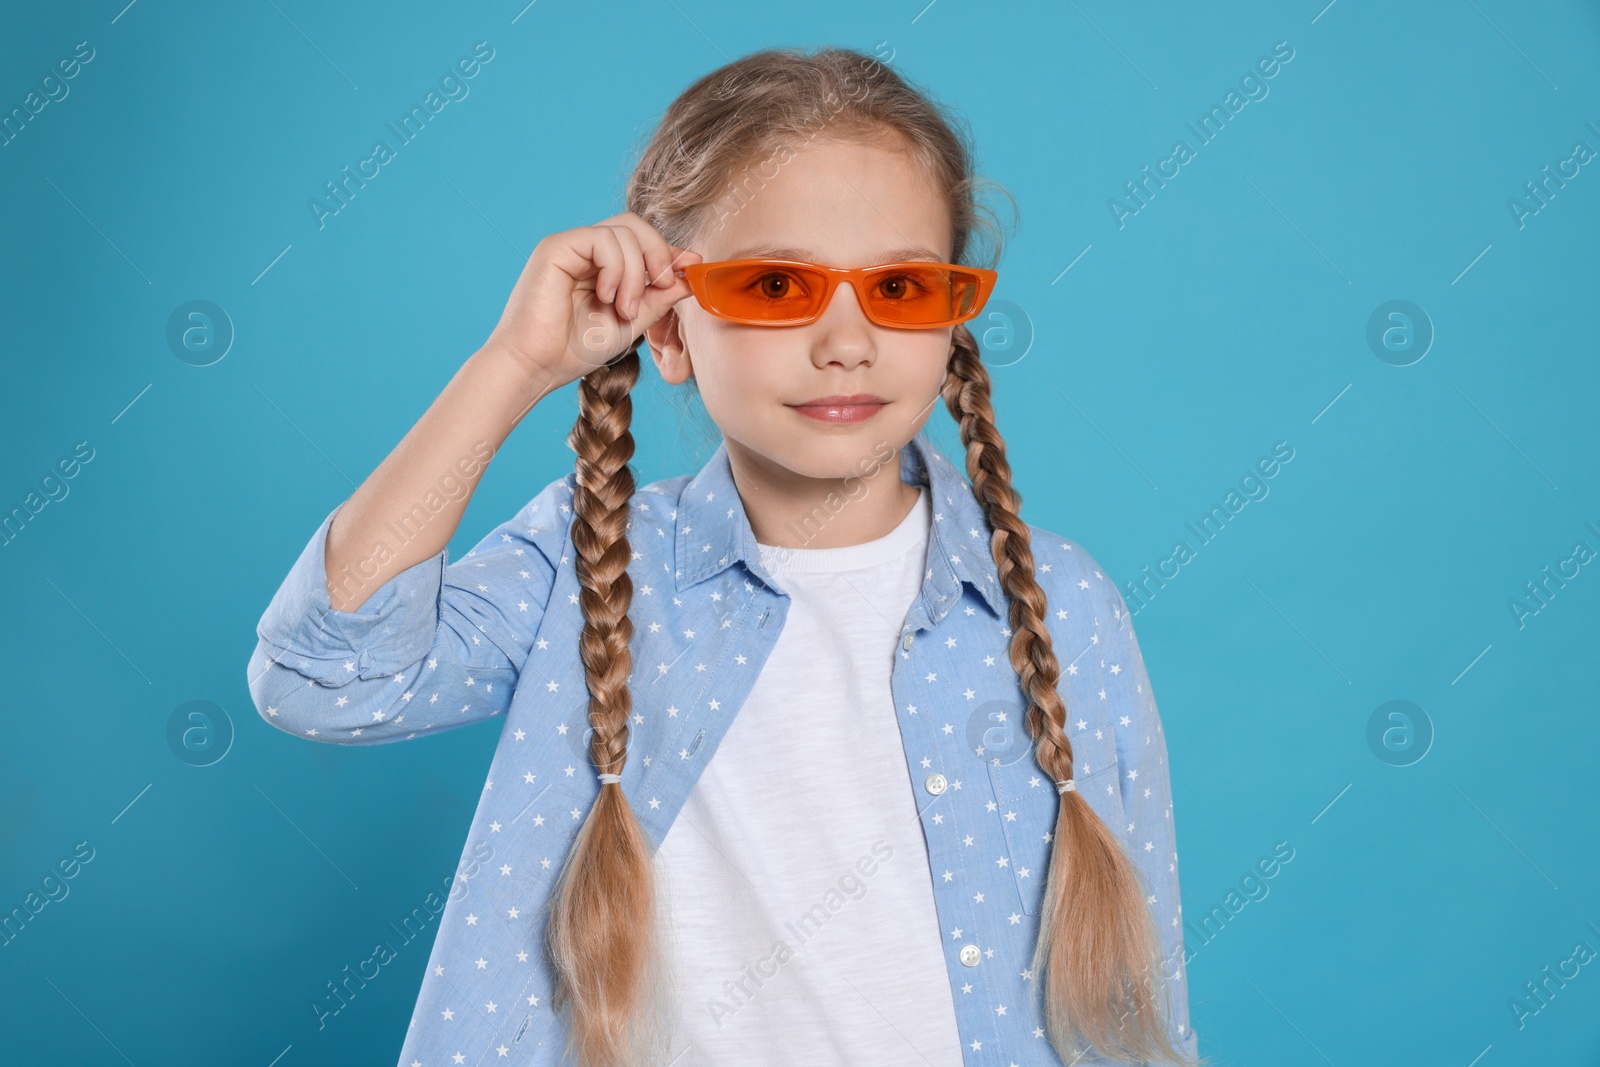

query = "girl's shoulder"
(1023, 521), (1096, 584)
(1019, 521), (1135, 627)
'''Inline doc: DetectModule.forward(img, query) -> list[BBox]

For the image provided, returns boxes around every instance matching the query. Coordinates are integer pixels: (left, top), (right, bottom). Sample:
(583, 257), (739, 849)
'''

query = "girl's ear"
(646, 309), (694, 385)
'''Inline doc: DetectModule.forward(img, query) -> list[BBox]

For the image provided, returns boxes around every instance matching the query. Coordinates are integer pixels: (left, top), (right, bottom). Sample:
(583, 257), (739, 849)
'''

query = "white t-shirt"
(654, 484), (964, 1066)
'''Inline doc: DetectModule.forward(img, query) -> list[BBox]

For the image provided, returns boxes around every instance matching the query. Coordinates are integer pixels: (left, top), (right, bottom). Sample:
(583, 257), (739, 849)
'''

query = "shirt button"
(924, 772), (947, 796)
(959, 944), (981, 967)
(902, 631), (914, 650)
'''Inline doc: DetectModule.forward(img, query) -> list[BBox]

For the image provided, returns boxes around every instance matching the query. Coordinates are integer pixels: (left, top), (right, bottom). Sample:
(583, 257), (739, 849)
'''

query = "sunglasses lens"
(863, 265), (983, 326)
(695, 261), (990, 327)
(701, 263), (828, 324)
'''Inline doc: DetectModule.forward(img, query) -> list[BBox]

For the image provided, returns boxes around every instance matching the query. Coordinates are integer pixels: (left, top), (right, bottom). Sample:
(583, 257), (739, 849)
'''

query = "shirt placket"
(891, 594), (1007, 1062)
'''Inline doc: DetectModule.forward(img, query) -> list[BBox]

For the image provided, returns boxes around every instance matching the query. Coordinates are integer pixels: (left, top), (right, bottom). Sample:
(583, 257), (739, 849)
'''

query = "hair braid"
(943, 327), (1196, 1066)
(545, 339), (672, 1067)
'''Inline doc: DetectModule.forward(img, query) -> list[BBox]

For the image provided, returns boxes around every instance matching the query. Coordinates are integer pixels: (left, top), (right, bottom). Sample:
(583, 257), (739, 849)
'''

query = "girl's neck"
(725, 439), (923, 551)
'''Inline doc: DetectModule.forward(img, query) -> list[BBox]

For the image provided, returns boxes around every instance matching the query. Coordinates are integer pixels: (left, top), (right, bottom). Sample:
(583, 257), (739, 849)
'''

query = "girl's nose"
(809, 285), (877, 368)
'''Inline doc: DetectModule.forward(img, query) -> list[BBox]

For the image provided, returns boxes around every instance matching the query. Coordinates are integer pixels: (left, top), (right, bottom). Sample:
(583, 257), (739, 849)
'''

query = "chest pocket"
(986, 747), (1125, 916)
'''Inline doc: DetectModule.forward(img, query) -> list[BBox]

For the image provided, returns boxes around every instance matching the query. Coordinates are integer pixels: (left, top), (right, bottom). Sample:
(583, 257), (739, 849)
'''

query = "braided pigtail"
(942, 327), (1198, 1066)
(544, 338), (672, 1067)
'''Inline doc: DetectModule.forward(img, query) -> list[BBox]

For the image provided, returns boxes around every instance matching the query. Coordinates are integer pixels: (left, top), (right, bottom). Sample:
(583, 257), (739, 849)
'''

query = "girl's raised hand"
(483, 211), (701, 396)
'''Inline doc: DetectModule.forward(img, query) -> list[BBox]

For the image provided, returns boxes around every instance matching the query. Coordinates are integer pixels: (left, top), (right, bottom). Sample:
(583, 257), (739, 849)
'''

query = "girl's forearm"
(323, 342), (557, 612)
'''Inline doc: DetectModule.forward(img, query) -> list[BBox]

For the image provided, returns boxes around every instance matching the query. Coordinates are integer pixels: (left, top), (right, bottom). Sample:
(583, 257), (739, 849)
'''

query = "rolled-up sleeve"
(246, 473), (574, 744)
(1099, 573), (1200, 1063)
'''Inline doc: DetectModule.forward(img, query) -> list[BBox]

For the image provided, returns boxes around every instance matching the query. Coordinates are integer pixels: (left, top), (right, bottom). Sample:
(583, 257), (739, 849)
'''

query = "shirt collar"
(673, 429), (1006, 621)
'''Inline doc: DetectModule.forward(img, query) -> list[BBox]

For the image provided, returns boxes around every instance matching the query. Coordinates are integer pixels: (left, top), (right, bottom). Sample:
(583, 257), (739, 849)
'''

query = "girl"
(249, 46), (1202, 1067)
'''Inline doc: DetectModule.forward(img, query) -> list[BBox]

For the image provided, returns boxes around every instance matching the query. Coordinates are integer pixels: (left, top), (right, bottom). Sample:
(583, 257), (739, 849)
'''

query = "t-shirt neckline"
(757, 485), (929, 574)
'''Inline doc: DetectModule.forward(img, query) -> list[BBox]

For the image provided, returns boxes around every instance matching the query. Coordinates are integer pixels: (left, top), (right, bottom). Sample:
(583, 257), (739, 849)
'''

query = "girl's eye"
(876, 273), (932, 300)
(748, 271), (808, 301)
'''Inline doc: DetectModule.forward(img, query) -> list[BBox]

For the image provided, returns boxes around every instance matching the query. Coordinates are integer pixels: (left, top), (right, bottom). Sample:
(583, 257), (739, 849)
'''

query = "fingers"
(601, 224), (649, 321)
(591, 226), (627, 309)
(616, 215), (673, 282)
(598, 211), (700, 292)
(541, 224), (624, 300)
(534, 212), (703, 335)
(631, 267), (692, 329)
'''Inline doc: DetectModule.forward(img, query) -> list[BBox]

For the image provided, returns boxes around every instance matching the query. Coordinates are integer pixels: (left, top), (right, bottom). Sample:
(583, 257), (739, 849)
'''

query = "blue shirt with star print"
(246, 428), (1199, 1066)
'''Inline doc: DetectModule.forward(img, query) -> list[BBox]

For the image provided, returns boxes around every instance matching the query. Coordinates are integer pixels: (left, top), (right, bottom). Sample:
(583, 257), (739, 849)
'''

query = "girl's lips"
(788, 401), (887, 424)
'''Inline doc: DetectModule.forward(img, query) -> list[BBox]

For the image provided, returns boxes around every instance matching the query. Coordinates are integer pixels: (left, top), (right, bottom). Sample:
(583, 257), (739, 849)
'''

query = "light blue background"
(2, 1), (1597, 1063)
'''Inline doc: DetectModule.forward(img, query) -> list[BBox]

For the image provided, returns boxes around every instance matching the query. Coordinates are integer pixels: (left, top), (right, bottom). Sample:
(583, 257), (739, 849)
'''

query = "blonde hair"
(544, 45), (1205, 1067)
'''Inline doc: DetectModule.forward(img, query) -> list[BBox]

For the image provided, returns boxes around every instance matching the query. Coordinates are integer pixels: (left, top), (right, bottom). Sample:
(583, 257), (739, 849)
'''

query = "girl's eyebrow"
(725, 244), (945, 265)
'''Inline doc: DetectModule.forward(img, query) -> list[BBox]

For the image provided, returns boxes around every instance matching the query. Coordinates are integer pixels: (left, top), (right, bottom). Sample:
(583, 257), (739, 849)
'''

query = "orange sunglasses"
(672, 258), (998, 329)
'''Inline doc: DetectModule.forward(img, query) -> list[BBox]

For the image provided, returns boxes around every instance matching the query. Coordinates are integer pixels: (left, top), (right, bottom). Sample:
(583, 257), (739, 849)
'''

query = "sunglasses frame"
(672, 257), (999, 329)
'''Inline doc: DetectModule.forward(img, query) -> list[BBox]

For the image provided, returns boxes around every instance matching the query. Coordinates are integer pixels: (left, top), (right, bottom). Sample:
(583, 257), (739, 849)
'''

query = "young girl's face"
(649, 138), (956, 485)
